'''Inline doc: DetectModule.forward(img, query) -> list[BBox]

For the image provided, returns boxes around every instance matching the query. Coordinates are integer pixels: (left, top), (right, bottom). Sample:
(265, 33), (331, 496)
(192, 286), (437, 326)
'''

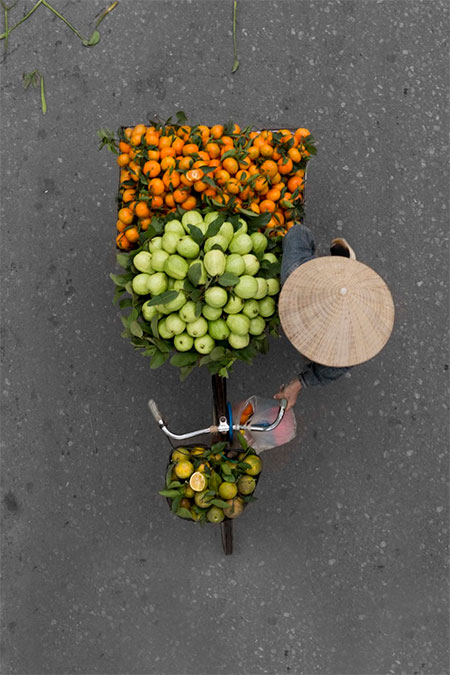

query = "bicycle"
(148, 376), (287, 555)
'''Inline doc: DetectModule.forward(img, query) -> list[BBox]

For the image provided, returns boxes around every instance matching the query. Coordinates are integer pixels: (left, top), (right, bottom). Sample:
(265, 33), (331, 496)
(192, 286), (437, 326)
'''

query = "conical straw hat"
(278, 257), (395, 367)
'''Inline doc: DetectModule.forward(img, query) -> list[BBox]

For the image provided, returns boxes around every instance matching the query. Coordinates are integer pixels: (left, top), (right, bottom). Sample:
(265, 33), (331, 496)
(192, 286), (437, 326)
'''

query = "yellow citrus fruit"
(218, 482), (238, 500)
(190, 446), (207, 456)
(244, 455), (262, 476)
(237, 475), (256, 495)
(194, 490), (214, 508)
(223, 497), (245, 518)
(174, 460), (194, 479)
(189, 472), (207, 492)
(184, 485), (195, 498)
(171, 447), (191, 462)
(206, 506), (225, 523)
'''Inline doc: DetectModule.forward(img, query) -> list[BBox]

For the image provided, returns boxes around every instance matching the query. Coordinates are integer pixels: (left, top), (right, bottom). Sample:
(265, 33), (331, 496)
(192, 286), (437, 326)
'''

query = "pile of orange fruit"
(114, 121), (316, 250)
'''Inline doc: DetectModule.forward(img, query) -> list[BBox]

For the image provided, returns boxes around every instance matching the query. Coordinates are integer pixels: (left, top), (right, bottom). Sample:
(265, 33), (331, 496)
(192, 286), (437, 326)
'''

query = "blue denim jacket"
(280, 223), (351, 388)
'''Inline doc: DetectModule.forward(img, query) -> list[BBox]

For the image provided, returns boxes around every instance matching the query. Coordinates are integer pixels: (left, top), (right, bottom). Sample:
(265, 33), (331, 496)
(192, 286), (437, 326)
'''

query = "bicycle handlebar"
(148, 397), (288, 442)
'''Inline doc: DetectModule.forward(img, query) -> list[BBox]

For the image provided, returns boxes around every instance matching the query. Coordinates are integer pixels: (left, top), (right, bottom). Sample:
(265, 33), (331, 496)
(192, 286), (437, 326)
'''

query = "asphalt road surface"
(1, 1), (448, 674)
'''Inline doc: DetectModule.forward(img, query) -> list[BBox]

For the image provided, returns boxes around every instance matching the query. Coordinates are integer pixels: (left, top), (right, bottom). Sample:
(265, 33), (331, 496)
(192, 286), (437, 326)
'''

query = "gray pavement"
(0, 1), (449, 674)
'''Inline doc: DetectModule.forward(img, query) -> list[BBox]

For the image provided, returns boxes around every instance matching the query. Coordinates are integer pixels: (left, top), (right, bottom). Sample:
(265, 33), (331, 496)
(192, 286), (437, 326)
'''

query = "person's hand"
(274, 379), (302, 410)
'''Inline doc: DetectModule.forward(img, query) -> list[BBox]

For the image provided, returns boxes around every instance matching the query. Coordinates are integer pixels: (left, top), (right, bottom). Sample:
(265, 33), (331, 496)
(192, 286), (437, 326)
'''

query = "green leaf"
(218, 272), (239, 287)
(223, 474), (236, 483)
(208, 472), (222, 492)
(188, 262), (202, 287)
(153, 338), (171, 353)
(82, 29), (100, 46)
(145, 290), (178, 307)
(212, 499), (231, 508)
(231, 59), (239, 73)
(116, 253), (130, 269)
(236, 432), (248, 450)
(221, 463), (232, 476)
(129, 320), (143, 338)
(166, 462), (175, 488)
(171, 494), (182, 513)
(210, 346), (227, 362)
(190, 288), (202, 302)
(237, 461), (252, 470)
(180, 363), (197, 381)
(260, 260), (280, 279)
(175, 110), (187, 125)
(119, 297), (133, 308)
(159, 489), (182, 498)
(177, 507), (194, 520)
(246, 212), (272, 230)
(204, 215), (225, 239)
(220, 148), (236, 160)
(211, 441), (228, 453)
(168, 481), (184, 488)
(150, 350), (170, 369)
(188, 224), (204, 246)
(170, 352), (198, 367)
(194, 300), (202, 318)
(150, 315), (160, 338)
(110, 272), (132, 287)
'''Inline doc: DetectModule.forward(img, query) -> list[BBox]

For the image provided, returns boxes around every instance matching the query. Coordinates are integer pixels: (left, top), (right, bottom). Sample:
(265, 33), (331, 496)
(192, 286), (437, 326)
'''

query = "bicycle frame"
(148, 396), (288, 442)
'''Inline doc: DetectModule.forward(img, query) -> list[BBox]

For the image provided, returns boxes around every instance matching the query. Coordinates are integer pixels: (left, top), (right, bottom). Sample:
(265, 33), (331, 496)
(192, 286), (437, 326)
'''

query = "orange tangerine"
(222, 157), (238, 175)
(259, 199), (276, 213)
(135, 201), (151, 219)
(160, 156), (176, 171)
(163, 170), (180, 189)
(160, 147), (176, 159)
(148, 178), (165, 195)
(124, 226), (140, 243)
(206, 142), (221, 158)
(211, 124), (224, 139)
(260, 160), (278, 177)
(117, 154), (130, 167)
(118, 207), (134, 224)
(143, 160), (161, 177)
(183, 143), (199, 156)
(278, 157), (293, 175)
(260, 143), (274, 158)
(116, 232), (131, 249)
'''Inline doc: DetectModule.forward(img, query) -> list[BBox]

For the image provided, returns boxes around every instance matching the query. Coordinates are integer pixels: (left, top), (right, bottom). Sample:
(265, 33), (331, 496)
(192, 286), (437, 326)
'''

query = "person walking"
(274, 223), (395, 409)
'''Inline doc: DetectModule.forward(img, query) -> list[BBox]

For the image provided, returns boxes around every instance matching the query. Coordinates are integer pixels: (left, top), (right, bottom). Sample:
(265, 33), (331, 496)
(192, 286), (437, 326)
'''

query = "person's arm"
(299, 362), (352, 388)
(274, 364), (352, 409)
(274, 378), (302, 410)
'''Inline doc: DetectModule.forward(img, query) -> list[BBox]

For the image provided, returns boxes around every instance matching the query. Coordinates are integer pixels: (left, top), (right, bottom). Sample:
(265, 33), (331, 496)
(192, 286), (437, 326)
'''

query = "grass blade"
(231, 1), (239, 73)
(95, 1), (118, 28)
(40, 74), (47, 114)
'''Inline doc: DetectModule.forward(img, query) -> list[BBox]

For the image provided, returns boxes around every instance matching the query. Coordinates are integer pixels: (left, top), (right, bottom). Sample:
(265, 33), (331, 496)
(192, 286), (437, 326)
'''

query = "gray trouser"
(280, 223), (352, 387)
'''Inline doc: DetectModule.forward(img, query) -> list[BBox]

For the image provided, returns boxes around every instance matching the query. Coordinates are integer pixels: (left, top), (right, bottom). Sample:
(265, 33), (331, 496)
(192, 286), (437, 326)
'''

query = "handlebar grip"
(148, 399), (163, 423)
(279, 397), (288, 411)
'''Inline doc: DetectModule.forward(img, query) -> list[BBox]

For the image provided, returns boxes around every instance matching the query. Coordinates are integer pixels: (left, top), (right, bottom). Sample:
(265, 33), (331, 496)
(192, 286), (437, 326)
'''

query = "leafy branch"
(0, 0), (119, 47)
(0, 0), (16, 53)
(23, 70), (46, 114)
